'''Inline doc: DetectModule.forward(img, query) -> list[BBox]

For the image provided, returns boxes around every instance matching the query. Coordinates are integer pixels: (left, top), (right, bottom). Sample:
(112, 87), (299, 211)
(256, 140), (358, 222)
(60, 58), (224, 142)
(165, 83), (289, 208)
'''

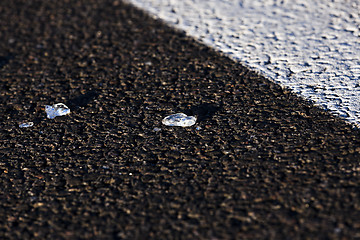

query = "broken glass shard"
(162, 113), (196, 127)
(19, 122), (34, 128)
(45, 103), (70, 119)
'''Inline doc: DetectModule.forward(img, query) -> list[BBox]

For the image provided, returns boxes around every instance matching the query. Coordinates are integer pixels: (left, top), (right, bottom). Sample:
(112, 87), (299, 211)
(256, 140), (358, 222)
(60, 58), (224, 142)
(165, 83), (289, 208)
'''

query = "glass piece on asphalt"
(45, 103), (70, 119)
(19, 122), (34, 128)
(153, 127), (162, 132)
(162, 113), (197, 127)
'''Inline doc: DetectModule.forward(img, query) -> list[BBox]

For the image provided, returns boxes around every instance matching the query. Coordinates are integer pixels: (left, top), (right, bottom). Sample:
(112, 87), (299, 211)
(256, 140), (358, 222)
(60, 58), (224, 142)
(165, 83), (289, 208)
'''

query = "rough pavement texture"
(128, 0), (360, 126)
(0, 0), (360, 239)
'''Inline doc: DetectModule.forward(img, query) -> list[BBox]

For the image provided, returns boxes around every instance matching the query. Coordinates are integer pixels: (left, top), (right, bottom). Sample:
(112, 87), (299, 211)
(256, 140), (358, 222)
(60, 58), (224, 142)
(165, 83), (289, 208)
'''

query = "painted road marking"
(127, 0), (360, 127)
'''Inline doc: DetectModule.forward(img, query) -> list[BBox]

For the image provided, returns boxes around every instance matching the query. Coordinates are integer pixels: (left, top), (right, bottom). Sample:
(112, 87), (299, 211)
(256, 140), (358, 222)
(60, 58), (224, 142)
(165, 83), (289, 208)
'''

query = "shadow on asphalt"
(0, 54), (13, 69)
(67, 90), (99, 110)
(188, 103), (222, 122)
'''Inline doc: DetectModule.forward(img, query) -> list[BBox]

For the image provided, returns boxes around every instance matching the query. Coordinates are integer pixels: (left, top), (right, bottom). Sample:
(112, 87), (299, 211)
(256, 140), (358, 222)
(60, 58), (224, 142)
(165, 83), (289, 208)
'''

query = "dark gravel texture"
(1, 0), (360, 239)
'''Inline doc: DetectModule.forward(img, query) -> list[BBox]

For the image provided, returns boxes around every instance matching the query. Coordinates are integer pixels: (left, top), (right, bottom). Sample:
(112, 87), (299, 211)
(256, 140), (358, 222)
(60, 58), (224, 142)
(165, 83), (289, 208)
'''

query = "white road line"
(127, 0), (360, 127)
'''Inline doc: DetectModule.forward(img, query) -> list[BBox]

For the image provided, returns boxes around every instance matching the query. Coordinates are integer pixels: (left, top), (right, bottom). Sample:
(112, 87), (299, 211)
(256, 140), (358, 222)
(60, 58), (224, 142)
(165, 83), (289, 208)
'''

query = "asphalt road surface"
(129, 0), (360, 127)
(0, 0), (360, 239)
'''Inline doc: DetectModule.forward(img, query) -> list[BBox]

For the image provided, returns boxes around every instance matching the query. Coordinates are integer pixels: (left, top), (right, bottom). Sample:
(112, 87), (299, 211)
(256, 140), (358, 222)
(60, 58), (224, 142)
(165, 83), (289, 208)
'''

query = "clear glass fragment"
(153, 127), (162, 132)
(19, 122), (34, 128)
(45, 103), (70, 119)
(162, 113), (196, 127)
